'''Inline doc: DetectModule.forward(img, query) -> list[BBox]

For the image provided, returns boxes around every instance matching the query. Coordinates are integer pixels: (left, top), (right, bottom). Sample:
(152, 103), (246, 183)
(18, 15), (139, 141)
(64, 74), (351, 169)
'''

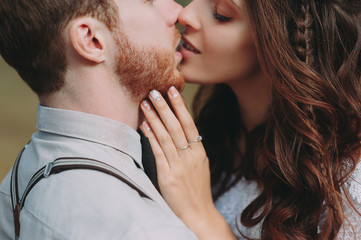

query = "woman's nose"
(178, 0), (201, 31)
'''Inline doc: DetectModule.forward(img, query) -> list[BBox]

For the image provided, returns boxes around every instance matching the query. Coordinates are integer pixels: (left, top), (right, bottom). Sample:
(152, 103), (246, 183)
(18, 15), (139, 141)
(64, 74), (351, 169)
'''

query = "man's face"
(112, 0), (184, 101)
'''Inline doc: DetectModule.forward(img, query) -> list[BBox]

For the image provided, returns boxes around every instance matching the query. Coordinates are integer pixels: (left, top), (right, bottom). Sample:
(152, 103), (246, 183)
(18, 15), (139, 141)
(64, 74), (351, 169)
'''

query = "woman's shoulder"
(336, 159), (361, 239)
(345, 159), (361, 204)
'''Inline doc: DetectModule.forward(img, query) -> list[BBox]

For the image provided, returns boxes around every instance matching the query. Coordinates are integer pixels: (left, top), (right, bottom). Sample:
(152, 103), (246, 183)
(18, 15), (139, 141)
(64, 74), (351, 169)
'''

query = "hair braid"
(294, 0), (315, 66)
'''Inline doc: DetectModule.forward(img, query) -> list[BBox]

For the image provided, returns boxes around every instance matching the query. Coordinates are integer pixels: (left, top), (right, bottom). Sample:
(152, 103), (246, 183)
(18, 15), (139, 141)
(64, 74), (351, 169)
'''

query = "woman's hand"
(140, 86), (236, 240)
(140, 87), (212, 222)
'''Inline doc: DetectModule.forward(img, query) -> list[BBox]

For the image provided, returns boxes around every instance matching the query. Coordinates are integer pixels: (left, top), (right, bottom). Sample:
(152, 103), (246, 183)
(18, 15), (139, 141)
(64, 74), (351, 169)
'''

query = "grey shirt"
(0, 105), (197, 239)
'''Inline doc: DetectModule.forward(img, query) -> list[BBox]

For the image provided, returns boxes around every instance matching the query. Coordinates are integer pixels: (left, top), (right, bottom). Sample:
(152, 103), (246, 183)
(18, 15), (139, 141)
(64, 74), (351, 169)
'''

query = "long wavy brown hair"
(193, 0), (361, 239)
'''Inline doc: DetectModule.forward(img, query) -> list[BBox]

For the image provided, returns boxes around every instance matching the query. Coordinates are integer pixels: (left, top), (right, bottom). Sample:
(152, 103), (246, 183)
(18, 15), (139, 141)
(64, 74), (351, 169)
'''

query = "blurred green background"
(0, 0), (195, 181)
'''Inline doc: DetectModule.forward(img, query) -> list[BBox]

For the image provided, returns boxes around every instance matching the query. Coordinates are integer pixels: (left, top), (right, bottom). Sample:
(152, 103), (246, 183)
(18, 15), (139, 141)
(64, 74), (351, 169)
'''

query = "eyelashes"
(213, 8), (232, 23)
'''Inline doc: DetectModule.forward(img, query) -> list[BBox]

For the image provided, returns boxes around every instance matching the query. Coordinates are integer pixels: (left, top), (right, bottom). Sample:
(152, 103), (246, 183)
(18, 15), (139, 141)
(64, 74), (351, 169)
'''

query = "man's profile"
(0, 0), (196, 239)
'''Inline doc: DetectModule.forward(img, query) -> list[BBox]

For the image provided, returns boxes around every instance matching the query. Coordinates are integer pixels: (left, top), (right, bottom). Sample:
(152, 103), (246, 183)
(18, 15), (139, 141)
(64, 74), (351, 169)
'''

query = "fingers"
(147, 89), (189, 150)
(140, 121), (170, 172)
(141, 86), (203, 163)
(167, 87), (200, 146)
(140, 99), (181, 165)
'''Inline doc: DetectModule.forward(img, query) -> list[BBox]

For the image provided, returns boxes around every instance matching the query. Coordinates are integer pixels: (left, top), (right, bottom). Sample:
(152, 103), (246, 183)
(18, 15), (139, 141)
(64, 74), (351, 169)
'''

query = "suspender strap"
(10, 145), (27, 239)
(10, 150), (153, 239)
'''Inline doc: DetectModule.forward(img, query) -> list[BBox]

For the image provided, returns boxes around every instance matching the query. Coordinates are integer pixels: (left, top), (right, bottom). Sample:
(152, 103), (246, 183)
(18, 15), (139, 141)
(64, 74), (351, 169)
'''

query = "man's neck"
(39, 75), (141, 130)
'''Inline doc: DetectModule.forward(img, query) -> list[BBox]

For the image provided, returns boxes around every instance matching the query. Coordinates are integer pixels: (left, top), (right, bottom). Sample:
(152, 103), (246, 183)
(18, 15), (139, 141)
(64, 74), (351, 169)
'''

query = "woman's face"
(178, 0), (260, 85)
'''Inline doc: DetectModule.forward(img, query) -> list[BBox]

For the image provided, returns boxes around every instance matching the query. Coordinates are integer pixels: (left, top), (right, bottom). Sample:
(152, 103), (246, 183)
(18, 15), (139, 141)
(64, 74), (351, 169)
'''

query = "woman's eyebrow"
(230, 0), (242, 8)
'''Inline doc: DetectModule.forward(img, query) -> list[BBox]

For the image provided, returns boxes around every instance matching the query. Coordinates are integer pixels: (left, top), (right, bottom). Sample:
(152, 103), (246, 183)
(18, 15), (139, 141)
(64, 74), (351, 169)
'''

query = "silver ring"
(188, 135), (203, 144)
(177, 145), (189, 151)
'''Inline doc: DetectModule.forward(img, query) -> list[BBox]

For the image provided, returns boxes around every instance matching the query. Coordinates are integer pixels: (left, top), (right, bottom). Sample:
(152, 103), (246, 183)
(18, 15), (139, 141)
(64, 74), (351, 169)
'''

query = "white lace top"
(214, 163), (361, 239)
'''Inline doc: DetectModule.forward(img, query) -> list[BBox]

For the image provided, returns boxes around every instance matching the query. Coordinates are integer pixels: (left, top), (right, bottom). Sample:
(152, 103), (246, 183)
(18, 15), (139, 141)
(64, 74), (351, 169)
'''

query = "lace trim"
(348, 162), (361, 204)
(215, 161), (361, 239)
(336, 162), (361, 239)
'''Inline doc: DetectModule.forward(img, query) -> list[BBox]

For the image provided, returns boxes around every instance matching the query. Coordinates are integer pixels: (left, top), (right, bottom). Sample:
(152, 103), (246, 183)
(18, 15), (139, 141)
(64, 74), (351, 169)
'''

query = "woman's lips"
(181, 37), (201, 53)
(179, 36), (201, 58)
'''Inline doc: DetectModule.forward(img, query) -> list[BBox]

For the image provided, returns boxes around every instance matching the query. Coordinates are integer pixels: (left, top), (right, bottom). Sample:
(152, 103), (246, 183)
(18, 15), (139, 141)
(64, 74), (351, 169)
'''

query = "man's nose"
(160, 0), (183, 27)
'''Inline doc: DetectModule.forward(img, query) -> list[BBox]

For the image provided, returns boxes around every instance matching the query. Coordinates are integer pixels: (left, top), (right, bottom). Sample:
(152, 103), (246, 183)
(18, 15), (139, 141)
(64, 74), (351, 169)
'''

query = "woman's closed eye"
(213, 7), (232, 23)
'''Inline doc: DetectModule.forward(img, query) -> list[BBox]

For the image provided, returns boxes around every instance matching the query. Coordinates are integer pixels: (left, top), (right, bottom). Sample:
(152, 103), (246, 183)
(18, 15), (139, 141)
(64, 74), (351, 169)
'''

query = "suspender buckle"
(44, 162), (53, 178)
(14, 203), (20, 239)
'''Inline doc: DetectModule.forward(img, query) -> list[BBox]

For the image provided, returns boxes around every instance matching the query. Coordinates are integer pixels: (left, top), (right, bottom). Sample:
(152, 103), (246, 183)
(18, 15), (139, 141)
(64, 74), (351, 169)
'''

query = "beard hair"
(113, 31), (184, 102)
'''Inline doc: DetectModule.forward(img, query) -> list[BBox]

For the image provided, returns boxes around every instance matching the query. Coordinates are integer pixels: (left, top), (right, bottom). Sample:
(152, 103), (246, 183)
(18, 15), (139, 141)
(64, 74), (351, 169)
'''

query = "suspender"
(10, 145), (153, 239)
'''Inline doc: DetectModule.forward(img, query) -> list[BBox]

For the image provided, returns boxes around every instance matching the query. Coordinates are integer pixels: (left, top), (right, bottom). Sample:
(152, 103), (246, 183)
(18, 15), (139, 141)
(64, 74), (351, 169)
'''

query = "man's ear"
(68, 17), (107, 63)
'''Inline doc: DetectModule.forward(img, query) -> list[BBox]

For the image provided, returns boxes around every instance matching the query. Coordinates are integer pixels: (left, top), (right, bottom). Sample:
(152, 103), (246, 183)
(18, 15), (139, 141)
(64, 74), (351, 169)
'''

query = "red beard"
(114, 31), (184, 102)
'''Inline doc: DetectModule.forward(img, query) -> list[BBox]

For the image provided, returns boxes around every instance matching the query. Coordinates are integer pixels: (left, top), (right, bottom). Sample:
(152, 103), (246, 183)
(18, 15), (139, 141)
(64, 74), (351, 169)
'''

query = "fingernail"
(142, 100), (151, 110)
(142, 121), (151, 131)
(169, 86), (179, 98)
(150, 90), (161, 101)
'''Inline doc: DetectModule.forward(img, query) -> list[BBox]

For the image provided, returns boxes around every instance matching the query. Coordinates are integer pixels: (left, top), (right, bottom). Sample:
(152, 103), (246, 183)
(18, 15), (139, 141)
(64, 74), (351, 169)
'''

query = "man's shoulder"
(24, 168), (165, 222)
(0, 171), (16, 240)
(0, 170), (12, 196)
(21, 169), (197, 239)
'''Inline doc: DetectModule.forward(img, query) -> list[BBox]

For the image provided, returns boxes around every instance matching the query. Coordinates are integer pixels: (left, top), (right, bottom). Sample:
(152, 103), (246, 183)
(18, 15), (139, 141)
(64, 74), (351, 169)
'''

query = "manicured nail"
(169, 86), (179, 98)
(150, 90), (161, 101)
(142, 100), (151, 110)
(142, 121), (151, 131)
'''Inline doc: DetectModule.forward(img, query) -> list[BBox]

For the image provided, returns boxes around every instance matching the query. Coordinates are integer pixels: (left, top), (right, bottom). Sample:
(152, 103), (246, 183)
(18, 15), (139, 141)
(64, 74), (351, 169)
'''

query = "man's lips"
(181, 36), (201, 54)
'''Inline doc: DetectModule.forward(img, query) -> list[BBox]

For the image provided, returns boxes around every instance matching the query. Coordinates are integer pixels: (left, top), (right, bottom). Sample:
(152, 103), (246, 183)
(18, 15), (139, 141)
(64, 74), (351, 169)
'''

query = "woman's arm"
(140, 87), (237, 240)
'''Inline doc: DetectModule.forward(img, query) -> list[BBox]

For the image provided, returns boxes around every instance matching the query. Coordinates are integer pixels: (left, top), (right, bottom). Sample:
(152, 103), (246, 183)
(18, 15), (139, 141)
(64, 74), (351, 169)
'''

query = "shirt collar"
(36, 105), (143, 169)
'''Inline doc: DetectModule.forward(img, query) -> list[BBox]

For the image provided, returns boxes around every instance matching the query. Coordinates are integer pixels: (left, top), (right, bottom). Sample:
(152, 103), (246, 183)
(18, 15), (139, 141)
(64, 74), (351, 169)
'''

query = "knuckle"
(153, 149), (163, 159)
(182, 117), (195, 129)
(173, 97), (185, 108)
(172, 170), (184, 181)
(158, 133), (171, 144)
(155, 100), (168, 112)
(170, 124), (183, 135)
(146, 112), (159, 122)
(202, 156), (210, 168)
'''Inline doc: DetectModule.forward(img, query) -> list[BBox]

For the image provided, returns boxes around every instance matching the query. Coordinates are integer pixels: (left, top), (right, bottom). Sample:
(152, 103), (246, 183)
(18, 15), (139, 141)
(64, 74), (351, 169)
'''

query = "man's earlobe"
(69, 18), (106, 63)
